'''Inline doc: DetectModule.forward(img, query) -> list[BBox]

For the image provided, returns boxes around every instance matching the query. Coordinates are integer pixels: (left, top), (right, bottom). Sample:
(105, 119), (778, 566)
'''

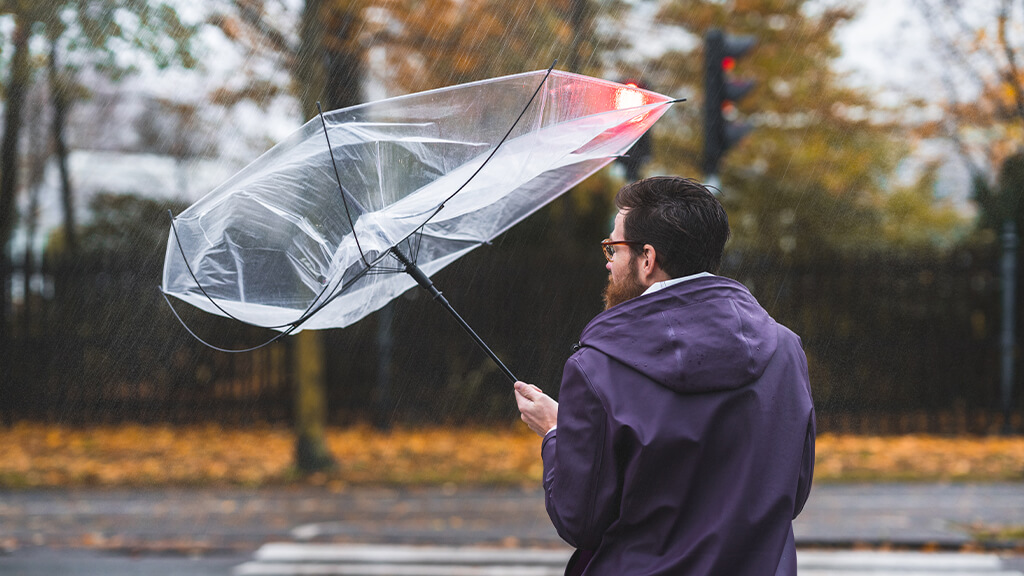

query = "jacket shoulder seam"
(571, 350), (613, 409)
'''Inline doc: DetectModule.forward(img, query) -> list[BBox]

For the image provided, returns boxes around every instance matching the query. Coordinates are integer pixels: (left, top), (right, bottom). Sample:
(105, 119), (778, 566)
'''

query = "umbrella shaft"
(392, 248), (517, 384)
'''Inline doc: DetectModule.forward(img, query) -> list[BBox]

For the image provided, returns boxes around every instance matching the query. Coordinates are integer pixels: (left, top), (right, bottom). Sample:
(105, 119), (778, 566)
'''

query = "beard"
(603, 257), (647, 310)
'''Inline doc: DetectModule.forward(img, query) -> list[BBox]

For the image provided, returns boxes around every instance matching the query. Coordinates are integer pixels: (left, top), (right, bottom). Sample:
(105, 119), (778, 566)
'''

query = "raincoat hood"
(579, 275), (778, 394)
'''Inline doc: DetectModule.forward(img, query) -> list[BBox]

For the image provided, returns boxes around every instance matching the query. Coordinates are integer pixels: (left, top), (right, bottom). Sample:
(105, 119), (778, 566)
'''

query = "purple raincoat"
(542, 275), (815, 575)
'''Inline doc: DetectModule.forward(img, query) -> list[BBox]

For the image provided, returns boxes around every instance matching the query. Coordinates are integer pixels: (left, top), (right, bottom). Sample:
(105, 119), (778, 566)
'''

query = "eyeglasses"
(601, 238), (643, 262)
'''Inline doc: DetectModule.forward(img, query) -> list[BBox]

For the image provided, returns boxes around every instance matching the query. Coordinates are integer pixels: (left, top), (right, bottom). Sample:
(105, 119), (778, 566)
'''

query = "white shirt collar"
(642, 272), (714, 296)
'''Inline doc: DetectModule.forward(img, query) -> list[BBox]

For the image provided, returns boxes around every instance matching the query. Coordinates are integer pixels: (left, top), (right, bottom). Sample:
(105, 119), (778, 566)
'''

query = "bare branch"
(939, 70), (990, 180)
(997, 0), (1024, 124)
(232, 0), (295, 56)
(914, 0), (990, 91)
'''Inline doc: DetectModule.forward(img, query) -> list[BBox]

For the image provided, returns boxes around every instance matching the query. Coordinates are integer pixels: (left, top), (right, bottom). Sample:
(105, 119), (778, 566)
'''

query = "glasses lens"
(601, 240), (615, 261)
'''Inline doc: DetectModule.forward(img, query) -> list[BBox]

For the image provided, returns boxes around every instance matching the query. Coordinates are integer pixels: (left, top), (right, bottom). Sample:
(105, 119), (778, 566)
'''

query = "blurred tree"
(135, 99), (218, 196)
(0, 0), (199, 372)
(912, 0), (1024, 241)
(78, 193), (188, 257)
(378, 0), (602, 93)
(996, 152), (1024, 227)
(650, 1), (912, 260)
(47, 28), (77, 258)
(207, 0), (372, 472)
(0, 12), (31, 360)
(376, 0), (612, 244)
(292, 0), (364, 473)
(879, 163), (970, 249)
(19, 77), (53, 339)
(914, 0), (1024, 174)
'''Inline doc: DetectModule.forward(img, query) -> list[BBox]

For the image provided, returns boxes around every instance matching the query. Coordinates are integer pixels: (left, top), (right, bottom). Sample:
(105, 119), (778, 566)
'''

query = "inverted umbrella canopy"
(162, 69), (678, 350)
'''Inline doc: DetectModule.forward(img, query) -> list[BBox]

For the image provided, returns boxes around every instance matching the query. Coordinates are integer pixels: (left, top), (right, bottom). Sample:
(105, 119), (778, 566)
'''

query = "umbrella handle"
(392, 247), (517, 384)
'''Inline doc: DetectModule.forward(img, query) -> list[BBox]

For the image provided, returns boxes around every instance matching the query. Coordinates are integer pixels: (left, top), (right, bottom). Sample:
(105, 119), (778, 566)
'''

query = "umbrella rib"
(162, 252), (379, 353)
(317, 101), (370, 268)
(411, 232), (424, 263)
(163, 207), (383, 353)
(159, 289), (299, 353)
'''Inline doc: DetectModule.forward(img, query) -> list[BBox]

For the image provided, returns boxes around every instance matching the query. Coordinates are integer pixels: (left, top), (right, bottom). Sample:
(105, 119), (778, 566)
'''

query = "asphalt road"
(1, 483), (1022, 575)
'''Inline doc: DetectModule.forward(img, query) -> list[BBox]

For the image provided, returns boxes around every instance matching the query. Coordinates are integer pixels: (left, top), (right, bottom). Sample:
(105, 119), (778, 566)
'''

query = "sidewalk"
(796, 483), (1024, 548)
(2, 483), (1023, 553)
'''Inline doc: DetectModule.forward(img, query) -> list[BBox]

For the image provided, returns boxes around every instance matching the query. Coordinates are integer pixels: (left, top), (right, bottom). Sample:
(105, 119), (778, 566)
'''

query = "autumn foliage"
(0, 423), (542, 488)
(1, 423), (1023, 488)
(815, 434), (1024, 483)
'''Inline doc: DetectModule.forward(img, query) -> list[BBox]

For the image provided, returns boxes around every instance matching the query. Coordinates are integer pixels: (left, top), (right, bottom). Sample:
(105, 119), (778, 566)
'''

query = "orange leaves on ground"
(0, 423), (542, 488)
(325, 427), (542, 486)
(2, 424), (1023, 488)
(0, 423), (295, 487)
(815, 434), (1024, 482)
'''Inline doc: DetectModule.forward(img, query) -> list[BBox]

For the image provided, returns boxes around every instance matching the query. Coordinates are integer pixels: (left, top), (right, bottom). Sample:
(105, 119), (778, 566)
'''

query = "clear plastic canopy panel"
(162, 70), (675, 330)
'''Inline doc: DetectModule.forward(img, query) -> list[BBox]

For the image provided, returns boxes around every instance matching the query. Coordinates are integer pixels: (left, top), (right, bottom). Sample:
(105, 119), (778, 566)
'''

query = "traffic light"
(702, 29), (756, 182)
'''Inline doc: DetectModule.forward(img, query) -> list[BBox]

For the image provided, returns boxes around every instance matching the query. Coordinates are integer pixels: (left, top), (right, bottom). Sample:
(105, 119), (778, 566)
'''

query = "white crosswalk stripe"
(799, 550), (1023, 576)
(233, 544), (1024, 576)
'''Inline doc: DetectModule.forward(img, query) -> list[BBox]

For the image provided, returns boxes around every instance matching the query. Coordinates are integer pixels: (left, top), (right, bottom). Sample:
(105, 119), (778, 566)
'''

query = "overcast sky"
(836, 0), (942, 96)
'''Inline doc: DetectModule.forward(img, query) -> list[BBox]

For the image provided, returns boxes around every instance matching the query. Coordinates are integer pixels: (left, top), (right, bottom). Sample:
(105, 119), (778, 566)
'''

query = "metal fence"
(1, 240), (1020, 434)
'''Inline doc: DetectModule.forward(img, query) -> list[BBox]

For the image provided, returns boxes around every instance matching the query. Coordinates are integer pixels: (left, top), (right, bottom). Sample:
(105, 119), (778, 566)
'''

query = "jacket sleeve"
(541, 356), (619, 550)
(793, 410), (815, 518)
(793, 339), (815, 518)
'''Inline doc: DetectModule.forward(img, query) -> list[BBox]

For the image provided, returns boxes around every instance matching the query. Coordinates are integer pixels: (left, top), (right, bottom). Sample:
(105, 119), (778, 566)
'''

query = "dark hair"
(615, 176), (730, 277)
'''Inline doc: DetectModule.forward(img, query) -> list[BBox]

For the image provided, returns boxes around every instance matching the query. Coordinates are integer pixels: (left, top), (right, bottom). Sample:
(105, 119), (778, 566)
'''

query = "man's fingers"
(514, 381), (533, 401)
(514, 389), (533, 414)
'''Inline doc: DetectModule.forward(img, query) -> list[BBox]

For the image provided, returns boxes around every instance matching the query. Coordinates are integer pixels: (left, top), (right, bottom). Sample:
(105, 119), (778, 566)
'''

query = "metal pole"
(375, 302), (393, 430)
(1002, 220), (1018, 435)
(391, 246), (517, 384)
(704, 173), (722, 195)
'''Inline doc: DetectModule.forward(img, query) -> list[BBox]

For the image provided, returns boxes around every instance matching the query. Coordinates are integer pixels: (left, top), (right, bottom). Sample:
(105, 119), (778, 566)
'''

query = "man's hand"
(514, 381), (558, 437)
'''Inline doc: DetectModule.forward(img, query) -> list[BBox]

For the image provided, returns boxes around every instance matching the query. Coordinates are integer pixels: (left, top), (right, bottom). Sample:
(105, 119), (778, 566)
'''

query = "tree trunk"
(288, 0), (344, 474)
(49, 37), (76, 257)
(288, 0), (367, 474)
(565, 0), (590, 74)
(292, 329), (336, 471)
(296, 0), (326, 119)
(321, 1), (364, 110)
(0, 16), (32, 365)
(21, 111), (48, 340)
(20, 199), (35, 337)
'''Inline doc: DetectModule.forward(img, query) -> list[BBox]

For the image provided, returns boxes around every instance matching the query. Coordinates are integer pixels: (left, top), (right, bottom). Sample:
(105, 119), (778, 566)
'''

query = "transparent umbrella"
(161, 67), (680, 380)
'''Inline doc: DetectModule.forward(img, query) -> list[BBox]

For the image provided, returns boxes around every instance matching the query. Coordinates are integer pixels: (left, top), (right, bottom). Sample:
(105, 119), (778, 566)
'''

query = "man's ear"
(640, 244), (657, 278)
(639, 244), (670, 285)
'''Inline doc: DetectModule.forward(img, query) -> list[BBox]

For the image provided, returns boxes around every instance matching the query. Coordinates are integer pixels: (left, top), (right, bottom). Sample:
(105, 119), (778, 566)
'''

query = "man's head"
(602, 177), (730, 309)
(616, 176), (730, 278)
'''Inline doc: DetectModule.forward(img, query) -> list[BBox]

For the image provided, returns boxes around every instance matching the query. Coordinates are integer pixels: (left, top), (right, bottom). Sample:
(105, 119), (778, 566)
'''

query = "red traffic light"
(722, 56), (736, 72)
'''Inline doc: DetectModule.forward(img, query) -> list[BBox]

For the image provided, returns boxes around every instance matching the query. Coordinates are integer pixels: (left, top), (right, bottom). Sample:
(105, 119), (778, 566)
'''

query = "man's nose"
(606, 261), (613, 272)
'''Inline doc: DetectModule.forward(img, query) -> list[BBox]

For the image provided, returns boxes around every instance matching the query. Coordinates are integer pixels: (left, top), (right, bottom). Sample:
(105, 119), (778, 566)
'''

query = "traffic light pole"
(1002, 220), (1018, 435)
(702, 28), (755, 191)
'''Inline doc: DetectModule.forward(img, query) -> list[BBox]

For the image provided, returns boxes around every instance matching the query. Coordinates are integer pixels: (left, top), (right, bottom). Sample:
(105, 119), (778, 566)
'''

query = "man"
(515, 176), (815, 575)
